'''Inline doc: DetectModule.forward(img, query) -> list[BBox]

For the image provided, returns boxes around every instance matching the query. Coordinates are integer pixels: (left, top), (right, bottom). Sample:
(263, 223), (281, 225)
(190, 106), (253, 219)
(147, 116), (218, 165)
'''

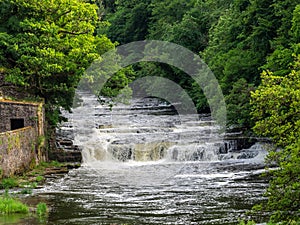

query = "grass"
(0, 193), (29, 215)
(0, 178), (19, 189)
(0, 192), (49, 221)
(0, 160), (74, 220)
(38, 160), (62, 168)
(35, 175), (44, 182)
(0, 161), (65, 221)
(36, 202), (48, 217)
(0, 160), (68, 191)
(19, 188), (32, 195)
(239, 220), (256, 225)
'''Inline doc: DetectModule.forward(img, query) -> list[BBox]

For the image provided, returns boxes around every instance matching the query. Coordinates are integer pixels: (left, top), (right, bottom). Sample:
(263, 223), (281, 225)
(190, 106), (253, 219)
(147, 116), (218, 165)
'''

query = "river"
(11, 93), (270, 224)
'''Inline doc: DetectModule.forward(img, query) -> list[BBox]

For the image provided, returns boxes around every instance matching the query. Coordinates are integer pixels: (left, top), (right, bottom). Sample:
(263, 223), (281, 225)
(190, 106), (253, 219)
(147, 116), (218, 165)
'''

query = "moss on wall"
(0, 127), (37, 178)
(0, 100), (46, 177)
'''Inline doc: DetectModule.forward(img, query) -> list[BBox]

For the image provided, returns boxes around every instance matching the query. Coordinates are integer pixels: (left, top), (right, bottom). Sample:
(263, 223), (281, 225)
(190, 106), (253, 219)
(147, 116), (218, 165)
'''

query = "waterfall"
(57, 91), (268, 166)
(61, 91), (223, 164)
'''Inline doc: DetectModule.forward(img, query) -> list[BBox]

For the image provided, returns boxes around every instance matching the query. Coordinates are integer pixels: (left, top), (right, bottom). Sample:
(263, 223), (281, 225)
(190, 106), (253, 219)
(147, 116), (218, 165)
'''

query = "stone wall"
(0, 127), (37, 177)
(0, 100), (44, 135)
(0, 100), (46, 177)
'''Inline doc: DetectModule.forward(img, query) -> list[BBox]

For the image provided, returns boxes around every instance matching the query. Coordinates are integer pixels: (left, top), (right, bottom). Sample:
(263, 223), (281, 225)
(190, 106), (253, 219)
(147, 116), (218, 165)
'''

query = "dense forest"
(102, 0), (299, 130)
(0, 0), (299, 223)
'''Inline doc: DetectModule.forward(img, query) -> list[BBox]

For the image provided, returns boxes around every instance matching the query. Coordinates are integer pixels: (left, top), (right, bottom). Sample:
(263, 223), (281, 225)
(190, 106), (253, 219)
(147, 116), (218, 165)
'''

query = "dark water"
(9, 160), (268, 225)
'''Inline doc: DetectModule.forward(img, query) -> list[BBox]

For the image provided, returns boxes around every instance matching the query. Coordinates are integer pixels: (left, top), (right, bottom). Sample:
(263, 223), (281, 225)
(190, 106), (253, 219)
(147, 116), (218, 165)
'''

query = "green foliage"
(35, 175), (44, 182)
(148, 0), (195, 40)
(262, 3), (300, 76)
(251, 68), (300, 147)
(38, 160), (62, 169)
(292, 5), (300, 43)
(251, 9), (300, 222)
(238, 220), (256, 225)
(36, 202), (48, 218)
(102, 0), (229, 114)
(19, 188), (32, 195)
(0, 178), (19, 189)
(102, 0), (299, 130)
(0, 0), (115, 126)
(103, 0), (152, 44)
(265, 141), (300, 223)
(100, 66), (135, 99)
(0, 193), (29, 215)
(145, 0), (230, 114)
(261, 47), (295, 76)
(226, 78), (255, 130)
(202, 0), (299, 128)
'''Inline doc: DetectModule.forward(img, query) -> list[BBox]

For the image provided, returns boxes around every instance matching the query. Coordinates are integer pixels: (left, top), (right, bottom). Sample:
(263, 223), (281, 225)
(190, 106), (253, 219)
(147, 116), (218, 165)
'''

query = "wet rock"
(49, 148), (82, 163)
(224, 135), (257, 152)
(218, 143), (228, 154)
(219, 153), (233, 160)
(108, 144), (133, 161)
(237, 150), (259, 159)
(191, 148), (205, 161)
(58, 139), (73, 146)
(172, 147), (179, 160)
(44, 167), (69, 175)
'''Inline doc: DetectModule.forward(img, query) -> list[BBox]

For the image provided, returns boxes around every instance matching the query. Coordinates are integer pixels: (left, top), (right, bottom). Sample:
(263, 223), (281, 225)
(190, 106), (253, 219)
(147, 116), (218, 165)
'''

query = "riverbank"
(0, 160), (80, 224)
(0, 161), (80, 191)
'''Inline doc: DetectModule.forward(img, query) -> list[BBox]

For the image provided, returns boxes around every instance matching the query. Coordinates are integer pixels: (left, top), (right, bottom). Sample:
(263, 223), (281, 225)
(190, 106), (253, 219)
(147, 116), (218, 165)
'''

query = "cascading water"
(69, 92), (267, 165)
(71, 92), (222, 163)
(65, 91), (233, 186)
(23, 91), (270, 225)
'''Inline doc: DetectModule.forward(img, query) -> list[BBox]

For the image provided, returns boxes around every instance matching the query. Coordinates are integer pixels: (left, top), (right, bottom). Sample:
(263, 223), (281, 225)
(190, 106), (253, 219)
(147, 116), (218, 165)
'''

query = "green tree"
(148, 0), (195, 40)
(226, 78), (255, 130)
(252, 4), (300, 147)
(162, 0), (232, 53)
(251, 68), (300, 147)
(251, 65), (300, 223)
(100, 66), (135, 99)
(251, 6), (300, 222)
(0, 0), (115, 126)
(103, 0), (152, 44)
(261, 2), (300, 76)
(202, 0), (299, 129)
(101, 0), (231, 114)
(142, 0), (226, 113)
